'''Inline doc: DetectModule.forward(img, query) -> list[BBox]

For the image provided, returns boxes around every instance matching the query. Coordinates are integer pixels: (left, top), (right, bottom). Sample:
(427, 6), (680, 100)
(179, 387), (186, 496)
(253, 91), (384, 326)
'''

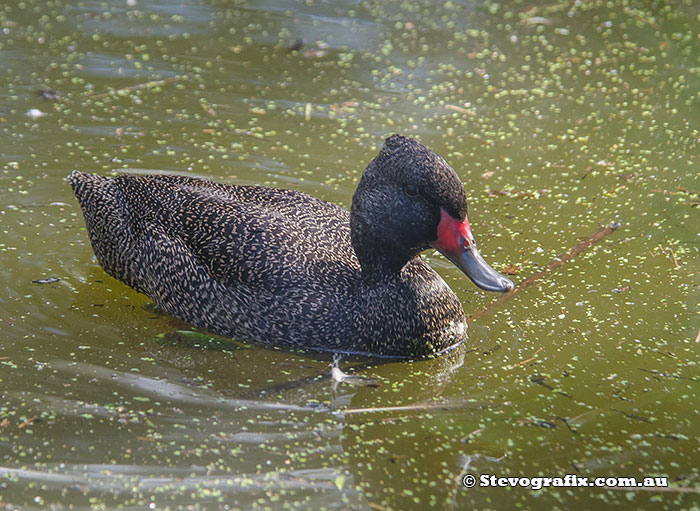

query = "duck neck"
(350, 214), (416, 284)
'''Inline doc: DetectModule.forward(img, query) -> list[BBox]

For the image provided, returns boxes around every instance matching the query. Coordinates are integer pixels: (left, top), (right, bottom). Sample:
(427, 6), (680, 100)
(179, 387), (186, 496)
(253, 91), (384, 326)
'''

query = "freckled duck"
(68, 135), (513, 358)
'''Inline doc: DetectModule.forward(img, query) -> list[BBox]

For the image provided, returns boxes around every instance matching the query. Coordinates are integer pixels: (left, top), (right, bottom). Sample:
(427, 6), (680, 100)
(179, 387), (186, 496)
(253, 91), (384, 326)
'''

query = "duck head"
(351, 134), (514, 292)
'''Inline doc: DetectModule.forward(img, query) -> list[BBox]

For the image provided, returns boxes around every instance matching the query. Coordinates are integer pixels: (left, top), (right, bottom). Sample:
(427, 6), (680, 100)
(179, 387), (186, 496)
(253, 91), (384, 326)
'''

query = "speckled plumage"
(69, 135), (474, 358)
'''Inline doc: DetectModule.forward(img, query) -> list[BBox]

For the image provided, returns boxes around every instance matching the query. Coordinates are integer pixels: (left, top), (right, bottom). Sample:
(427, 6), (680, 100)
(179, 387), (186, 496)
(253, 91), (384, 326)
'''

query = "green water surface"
(1, 0), (699, 509)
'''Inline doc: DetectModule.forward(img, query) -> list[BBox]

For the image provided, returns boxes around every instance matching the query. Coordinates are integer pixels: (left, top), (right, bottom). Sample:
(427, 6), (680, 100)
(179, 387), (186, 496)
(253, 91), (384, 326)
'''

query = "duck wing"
(69, 172), (360, 296)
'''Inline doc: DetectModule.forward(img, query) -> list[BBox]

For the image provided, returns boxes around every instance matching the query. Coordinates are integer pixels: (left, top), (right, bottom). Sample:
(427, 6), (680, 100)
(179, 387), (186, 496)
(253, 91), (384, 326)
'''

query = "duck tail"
(67, 171), (137, 287)
(68, 170), (110, 205)
(67, 171), (120, 229)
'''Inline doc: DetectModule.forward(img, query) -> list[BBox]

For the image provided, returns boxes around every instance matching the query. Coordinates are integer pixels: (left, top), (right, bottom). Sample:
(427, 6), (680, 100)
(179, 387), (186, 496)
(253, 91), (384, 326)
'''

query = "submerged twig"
(668, 247), (679, 269)
(341, 401), (486, 415)
(84, 76), (187, 100)
(469, 222), (621, 322)
(505, 347), (543, 369)
(601, 485), (699, 494)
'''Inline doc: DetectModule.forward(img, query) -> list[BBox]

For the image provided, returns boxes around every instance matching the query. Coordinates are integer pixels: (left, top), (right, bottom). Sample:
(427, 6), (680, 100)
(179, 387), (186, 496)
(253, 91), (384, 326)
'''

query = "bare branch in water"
(469, 222), (621, 322)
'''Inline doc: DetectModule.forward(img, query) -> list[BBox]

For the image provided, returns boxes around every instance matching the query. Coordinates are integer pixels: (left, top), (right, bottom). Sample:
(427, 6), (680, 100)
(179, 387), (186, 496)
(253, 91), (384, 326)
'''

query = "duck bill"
(430, 209), (514, 293)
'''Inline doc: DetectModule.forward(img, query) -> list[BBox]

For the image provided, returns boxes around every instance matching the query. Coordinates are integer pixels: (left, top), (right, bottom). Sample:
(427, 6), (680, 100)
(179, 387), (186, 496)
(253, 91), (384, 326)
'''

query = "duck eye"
(404, 184), (418, 197)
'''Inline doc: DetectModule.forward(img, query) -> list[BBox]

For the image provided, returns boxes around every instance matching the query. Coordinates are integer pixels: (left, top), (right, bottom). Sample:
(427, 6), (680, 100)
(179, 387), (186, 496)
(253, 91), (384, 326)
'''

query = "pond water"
(1, 0), (699, 509)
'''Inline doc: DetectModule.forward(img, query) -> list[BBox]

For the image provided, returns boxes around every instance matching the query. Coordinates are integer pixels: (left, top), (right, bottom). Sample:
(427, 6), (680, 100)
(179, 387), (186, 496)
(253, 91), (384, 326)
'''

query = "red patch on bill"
(433, 208), (473, 254)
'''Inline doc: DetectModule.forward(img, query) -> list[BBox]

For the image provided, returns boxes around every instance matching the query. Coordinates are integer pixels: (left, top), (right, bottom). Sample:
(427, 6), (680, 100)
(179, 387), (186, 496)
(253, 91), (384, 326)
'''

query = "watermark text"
(462, 473), (668, 490)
